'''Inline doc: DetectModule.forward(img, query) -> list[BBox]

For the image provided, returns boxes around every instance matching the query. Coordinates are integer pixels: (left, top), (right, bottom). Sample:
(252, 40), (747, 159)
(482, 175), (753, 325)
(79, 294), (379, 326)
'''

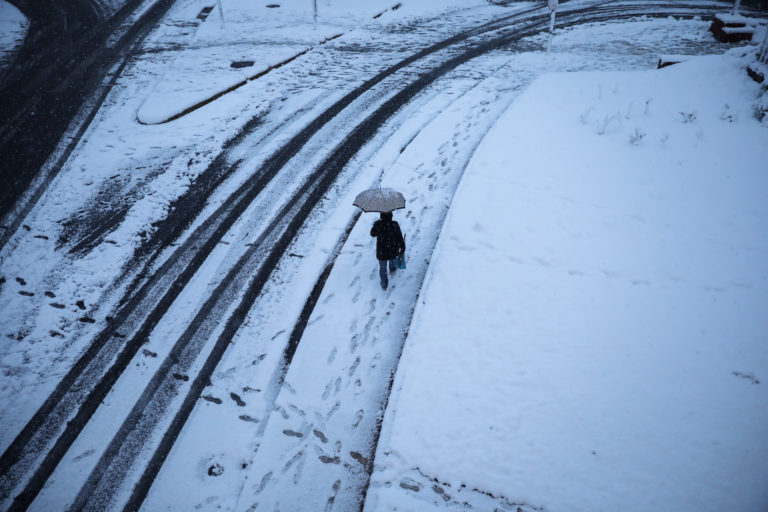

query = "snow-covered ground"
(0, 0), (28, 68)
(1, 0), (766, 510)
(367, 47), (768, 512)
(136, 0), (472, 124)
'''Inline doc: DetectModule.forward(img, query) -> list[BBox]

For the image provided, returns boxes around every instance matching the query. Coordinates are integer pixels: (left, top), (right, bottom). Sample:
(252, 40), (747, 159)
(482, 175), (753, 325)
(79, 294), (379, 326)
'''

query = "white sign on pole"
(548, 0), (558, 12)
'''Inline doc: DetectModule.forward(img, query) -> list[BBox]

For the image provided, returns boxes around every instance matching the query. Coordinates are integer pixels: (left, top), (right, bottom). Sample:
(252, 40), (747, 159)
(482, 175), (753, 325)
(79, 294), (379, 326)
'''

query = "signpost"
(759, 25), (768, 64)
(547, 0), (558, 54)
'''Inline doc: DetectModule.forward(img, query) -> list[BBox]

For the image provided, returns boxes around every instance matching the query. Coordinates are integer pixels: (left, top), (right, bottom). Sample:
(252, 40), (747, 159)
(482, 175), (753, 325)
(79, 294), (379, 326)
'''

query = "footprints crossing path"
(0, 2), (729, 510)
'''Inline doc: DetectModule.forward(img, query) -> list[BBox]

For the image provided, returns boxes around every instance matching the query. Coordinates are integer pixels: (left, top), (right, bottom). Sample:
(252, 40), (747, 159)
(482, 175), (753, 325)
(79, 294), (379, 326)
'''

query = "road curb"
(137, 33), (342, 125)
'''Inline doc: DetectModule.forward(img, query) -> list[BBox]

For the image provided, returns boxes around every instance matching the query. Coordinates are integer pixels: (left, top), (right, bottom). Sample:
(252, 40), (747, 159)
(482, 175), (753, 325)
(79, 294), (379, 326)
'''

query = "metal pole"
(547, 11), (556, 54)
(217, 0), (224, 25)
(313, 0), (318, 30)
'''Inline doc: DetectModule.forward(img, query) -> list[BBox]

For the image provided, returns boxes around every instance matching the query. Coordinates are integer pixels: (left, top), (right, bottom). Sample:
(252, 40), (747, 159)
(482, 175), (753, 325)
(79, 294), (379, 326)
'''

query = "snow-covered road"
(0, 0), (763, 510)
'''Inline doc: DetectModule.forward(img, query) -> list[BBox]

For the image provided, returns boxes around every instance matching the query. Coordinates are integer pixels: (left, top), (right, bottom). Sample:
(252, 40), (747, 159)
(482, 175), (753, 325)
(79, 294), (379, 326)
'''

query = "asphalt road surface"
(0, 0), (176, 249)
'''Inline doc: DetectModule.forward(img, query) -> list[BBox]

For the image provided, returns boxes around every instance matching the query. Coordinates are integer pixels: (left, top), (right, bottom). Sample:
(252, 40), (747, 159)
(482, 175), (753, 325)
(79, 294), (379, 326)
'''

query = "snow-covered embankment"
(367, 52), (768, 511)
(0, 1), (28, 66)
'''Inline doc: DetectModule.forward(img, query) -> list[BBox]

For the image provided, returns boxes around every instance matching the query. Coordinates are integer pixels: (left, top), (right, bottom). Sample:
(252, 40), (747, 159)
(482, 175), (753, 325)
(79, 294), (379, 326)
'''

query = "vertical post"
(547, 11), (556, 54)
(759, 27), (768, 64)
(217, 0), (224, 26)
(547, 0), (558, 55)
(313, 0), (318, 30)
(732, 0), (741, 15)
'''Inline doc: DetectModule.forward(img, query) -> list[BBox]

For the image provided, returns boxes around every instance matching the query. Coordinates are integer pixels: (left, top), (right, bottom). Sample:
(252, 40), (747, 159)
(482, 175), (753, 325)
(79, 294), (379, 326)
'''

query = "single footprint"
(352, 409), (364, 428)
(275, 406), (289, 420)
(287, 403), (306, 416)
(399, 478), (420, 492)
(348, 357), (360, 377)
(321, 380), (332, 400)
(293, 454), (306, 485)
(281, 449), (304, 474)
(254, 472), (272, 494)
(326, 401), (340, 420)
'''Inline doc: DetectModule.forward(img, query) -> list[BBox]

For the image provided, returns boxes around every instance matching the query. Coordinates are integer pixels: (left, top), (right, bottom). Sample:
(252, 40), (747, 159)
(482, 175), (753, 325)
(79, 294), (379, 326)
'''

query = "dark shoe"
(381, 282), (388, 290)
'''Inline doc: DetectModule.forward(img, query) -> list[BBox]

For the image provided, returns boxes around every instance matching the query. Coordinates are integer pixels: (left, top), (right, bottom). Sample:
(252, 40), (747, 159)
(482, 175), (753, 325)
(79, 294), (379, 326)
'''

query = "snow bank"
(0, 0), (28, 65)
(369, 54), (768, 511)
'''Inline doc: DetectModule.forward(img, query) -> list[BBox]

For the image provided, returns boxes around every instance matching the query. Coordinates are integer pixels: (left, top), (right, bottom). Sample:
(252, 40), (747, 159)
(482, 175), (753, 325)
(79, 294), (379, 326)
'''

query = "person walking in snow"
(370, 211), (405, 290)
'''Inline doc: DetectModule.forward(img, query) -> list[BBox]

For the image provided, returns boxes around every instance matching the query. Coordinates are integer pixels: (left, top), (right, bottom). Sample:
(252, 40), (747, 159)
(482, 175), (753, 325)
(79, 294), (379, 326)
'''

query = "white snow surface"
(0, 0), (27, 65)
(715, 12), (754, 24)
(368, 53), (768, 511)
(1, 0), (767, 510)
(136, 0), (469, 124)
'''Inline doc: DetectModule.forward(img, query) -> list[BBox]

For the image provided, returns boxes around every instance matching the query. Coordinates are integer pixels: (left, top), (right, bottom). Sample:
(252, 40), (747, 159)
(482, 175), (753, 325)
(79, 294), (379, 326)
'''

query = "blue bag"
(395, 252), (406, 270)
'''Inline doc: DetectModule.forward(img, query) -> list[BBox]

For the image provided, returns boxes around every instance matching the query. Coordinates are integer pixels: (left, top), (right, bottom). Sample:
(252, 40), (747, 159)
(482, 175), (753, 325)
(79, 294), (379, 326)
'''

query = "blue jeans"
(379, 259), (396, 289)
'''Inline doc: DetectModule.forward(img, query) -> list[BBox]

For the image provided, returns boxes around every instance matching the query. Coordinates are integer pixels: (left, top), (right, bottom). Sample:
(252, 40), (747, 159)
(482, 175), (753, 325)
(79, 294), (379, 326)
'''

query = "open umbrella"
(353, 187), (405, 213)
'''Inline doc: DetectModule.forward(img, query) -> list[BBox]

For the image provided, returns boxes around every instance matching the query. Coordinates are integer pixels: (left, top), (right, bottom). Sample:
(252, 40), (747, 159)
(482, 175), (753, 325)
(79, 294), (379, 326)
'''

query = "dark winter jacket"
(370, 217), (405, 261)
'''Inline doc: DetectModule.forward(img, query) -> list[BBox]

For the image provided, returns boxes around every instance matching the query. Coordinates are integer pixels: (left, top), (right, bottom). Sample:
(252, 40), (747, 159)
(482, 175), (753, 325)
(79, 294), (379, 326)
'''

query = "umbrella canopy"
(353, 187), (406, 213)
